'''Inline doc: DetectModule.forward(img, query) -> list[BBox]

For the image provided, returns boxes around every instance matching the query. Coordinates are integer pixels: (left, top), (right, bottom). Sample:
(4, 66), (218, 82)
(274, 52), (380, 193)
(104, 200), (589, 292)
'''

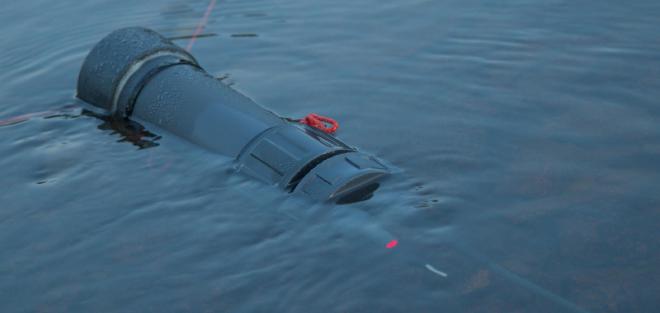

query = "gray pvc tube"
(77, 27), (390, 203)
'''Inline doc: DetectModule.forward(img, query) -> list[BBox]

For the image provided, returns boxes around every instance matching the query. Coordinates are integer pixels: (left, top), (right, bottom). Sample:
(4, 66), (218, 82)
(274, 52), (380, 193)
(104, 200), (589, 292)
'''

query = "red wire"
(186, 0), (218, 51)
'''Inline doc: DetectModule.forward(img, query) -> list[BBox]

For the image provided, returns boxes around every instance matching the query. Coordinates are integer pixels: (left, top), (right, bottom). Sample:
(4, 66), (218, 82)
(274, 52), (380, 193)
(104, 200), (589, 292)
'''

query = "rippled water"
(2, 0), (660, 312)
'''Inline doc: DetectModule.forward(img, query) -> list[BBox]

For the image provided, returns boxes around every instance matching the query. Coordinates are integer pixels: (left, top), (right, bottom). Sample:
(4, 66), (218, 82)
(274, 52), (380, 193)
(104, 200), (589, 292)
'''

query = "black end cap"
(76, 27), (198, 115)
(294, 152), (390, 203)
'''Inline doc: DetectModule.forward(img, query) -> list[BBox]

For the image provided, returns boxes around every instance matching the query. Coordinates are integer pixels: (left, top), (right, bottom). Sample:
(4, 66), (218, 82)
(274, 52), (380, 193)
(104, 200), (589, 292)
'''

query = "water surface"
(1, 0), (659, 312)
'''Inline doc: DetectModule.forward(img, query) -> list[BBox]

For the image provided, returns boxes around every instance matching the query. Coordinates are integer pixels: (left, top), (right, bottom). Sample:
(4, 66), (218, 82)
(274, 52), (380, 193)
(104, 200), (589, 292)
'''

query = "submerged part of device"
(77, 27), (389, 202)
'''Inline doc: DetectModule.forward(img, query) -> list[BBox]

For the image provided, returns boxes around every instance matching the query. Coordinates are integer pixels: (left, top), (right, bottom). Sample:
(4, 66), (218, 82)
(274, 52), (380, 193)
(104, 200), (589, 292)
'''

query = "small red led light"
(386, 240), (398, 249)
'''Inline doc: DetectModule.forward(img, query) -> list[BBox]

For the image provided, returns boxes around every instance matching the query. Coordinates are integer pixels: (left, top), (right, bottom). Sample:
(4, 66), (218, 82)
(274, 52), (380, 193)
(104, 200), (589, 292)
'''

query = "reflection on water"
(1, 0), (660, 312)
(82, 110), (162, 149)
(167, 32), (218, 41)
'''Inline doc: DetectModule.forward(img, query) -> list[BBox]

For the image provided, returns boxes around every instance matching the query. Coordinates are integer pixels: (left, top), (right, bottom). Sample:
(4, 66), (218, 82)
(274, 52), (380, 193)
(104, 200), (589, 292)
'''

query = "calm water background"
(1, 0), (659, 312)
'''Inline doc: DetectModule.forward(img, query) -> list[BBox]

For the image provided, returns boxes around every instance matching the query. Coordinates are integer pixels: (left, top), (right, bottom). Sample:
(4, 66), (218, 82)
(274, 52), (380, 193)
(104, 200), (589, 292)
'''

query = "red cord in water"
(186, 0), (217, 51)
(299, 113), (339, 134)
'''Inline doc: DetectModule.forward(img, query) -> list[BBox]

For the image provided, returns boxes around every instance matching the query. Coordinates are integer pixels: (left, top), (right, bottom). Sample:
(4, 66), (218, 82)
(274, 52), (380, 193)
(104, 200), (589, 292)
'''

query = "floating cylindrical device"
(77, 27), (390, 203)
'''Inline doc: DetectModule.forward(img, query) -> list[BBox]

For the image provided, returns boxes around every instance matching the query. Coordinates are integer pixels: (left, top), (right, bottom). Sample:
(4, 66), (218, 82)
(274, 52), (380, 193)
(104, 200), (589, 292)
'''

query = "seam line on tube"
(285, 149), (352, 192)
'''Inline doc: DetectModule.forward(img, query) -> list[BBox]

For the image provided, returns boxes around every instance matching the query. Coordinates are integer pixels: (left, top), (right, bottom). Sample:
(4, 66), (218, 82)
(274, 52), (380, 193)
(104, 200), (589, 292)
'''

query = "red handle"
(299, 113), (339, 134)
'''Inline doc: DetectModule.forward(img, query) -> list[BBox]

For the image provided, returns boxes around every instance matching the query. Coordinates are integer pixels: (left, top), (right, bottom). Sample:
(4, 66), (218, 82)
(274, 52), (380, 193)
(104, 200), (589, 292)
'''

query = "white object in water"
(425, 264), (448, 277)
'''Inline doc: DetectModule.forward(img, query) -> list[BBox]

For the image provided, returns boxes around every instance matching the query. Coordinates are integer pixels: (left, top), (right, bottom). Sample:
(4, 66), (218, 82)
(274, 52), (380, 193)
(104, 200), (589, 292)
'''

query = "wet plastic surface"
(77, 27), (390, 202)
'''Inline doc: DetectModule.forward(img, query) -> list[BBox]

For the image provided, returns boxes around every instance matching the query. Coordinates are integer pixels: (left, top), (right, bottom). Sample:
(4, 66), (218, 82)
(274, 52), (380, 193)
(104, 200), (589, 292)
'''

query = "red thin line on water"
(0, 105), (77, 127)
(186, 0), (218, 51)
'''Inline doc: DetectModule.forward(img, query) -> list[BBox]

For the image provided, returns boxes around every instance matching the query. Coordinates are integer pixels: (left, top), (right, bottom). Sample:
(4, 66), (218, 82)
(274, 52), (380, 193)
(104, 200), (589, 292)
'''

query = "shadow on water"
(0, 104), (161, 150)
(80, 109), (161, 149)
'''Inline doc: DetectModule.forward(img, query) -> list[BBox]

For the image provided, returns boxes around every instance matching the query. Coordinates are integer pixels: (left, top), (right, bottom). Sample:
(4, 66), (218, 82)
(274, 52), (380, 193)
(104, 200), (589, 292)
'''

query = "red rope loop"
(299, 113), (339, 134)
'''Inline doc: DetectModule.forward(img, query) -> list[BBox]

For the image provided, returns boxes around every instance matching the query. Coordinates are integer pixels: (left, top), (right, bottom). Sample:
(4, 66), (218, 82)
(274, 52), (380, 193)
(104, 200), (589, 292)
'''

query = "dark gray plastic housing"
(77, 27), (389, 203)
